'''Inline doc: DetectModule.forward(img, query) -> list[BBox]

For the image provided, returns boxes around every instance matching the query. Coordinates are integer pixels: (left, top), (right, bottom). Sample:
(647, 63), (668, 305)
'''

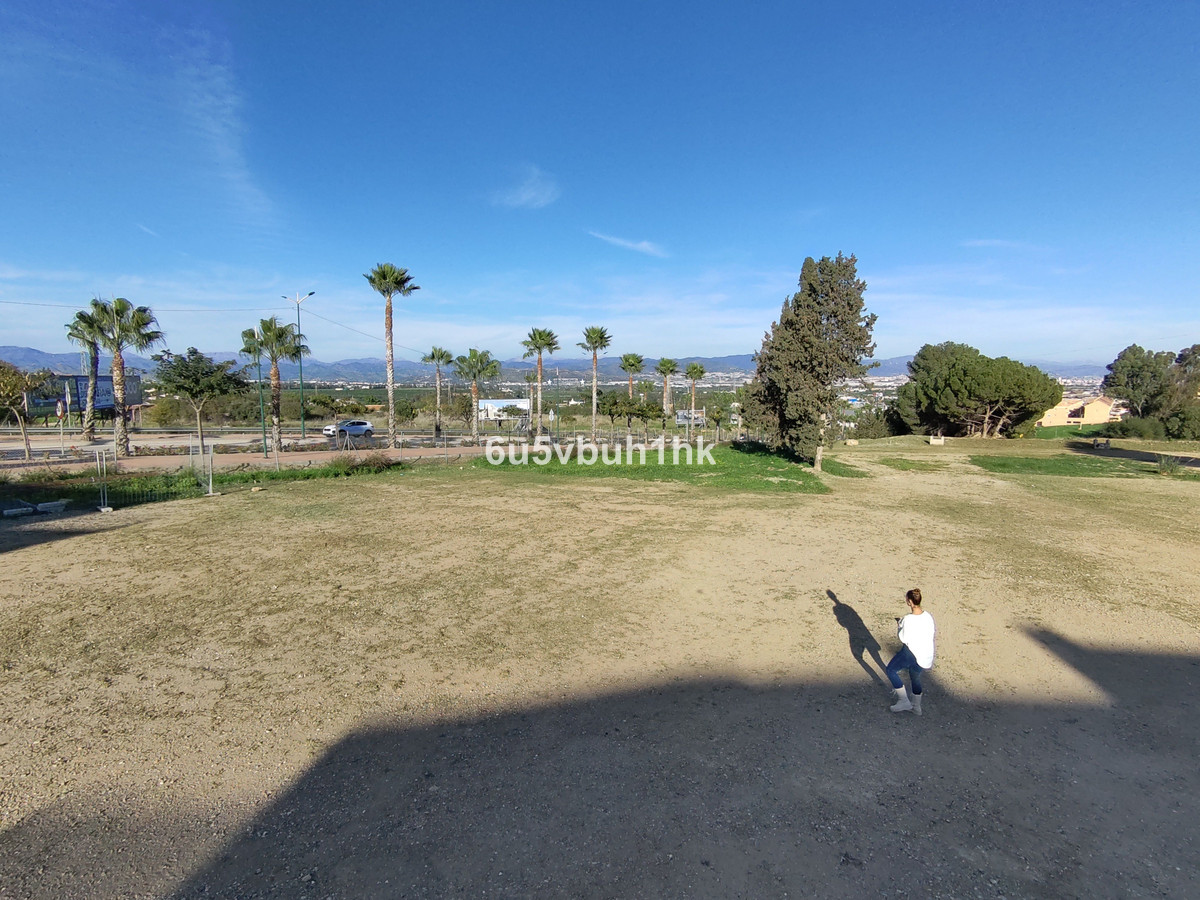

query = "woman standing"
(887, 589), (936, 714)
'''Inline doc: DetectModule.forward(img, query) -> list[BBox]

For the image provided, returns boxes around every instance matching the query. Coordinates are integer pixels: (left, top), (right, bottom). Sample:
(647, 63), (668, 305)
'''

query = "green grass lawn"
(1026, 424), (1108, 440)
(475, 443), (829, 493)
(817, 458), (869, 478)
(969, 454), (1156, 477)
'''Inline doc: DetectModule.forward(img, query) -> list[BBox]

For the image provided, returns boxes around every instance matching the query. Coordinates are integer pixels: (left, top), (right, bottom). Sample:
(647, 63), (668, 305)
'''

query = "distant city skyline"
(3, 2), (1197, 365)
(0, 345), (1112, 384)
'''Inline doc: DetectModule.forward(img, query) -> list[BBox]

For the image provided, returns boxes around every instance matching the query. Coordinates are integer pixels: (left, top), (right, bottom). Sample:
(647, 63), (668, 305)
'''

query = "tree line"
(8, 252), (1193, 464)
(1099, 343), (1200, 439)
(3, 263), (713, 459)
(738, 254), (1062, 457)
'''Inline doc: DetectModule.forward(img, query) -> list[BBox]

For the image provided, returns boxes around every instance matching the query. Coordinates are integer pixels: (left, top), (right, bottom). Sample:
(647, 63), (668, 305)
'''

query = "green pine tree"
(745, 254), (876, 471)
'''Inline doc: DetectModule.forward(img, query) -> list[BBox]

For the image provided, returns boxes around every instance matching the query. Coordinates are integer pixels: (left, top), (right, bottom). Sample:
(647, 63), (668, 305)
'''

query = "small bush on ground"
(355, 451), (399, 473)
(1157, 454), (1182, 476)
(324, 455), (357, 475)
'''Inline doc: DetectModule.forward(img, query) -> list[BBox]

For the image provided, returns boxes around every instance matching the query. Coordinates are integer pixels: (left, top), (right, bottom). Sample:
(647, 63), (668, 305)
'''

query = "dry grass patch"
(2, 459), (1200, 897)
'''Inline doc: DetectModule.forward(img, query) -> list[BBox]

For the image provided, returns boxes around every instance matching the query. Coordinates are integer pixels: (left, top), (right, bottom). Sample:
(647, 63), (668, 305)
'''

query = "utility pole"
(285, 291), (315, 438)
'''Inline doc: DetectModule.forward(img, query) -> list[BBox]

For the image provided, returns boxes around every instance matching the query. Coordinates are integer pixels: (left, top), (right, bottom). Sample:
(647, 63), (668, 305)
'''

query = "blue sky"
(2, 0), (1198, 365)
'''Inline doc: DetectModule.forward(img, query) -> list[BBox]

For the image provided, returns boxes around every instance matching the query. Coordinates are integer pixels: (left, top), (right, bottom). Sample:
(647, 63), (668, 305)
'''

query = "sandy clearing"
(1, 456), (1199, 898)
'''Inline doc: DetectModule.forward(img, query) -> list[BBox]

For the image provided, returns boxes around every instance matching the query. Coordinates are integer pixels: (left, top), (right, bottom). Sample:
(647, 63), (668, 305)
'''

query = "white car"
(323, 419), (374, 438)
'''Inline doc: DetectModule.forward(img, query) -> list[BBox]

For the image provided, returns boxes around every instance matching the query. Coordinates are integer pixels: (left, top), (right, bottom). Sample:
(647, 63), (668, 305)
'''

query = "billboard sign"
(69, 375), (141, 410)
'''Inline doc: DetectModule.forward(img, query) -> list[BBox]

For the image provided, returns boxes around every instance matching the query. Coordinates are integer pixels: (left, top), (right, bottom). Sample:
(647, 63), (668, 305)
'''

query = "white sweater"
(899, 611), (936, 668)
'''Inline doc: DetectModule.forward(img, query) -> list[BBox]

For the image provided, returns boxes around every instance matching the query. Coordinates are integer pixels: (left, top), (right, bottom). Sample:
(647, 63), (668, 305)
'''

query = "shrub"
(325, 454), (358, 475)
(883, 401), (913, 436)
(355, 451), (398, 473)
(144, 398), (189, 427)
(1104, 417), (1166, 440)
(1165, 406), (1200, 440)
(848, 405), (891, 440)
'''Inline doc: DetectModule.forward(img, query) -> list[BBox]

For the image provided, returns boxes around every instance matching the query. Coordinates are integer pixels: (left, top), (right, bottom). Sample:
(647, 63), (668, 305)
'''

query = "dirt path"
(1, 460), (1198, 898)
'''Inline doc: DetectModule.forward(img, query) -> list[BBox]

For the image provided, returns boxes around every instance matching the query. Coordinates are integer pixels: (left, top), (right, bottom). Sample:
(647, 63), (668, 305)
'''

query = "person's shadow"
(828, 589), (887, 685)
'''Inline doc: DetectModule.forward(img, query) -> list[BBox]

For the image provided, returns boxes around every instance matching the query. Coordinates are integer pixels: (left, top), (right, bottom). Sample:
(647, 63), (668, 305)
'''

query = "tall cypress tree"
(746, 253), (876, 471)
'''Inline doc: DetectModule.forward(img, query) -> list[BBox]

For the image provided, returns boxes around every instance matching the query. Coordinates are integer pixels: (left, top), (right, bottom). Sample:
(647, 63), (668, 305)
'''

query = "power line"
(301, 307), (383, 343)
(0, 298), (289, 312)
(301, 307), (429, 360)
(7, 297), (434, 362)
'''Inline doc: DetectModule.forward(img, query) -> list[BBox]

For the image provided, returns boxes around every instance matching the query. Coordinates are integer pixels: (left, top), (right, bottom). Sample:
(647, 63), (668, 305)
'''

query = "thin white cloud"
(961, 239), (1049, 252)
(492, 165), (560, 209)
(859, 258), (1192, 362)
(9, 252), (1196, 370)
(137, 223), (160, 238)
(442, 264), (791, 358)
(3, 8), (276, 237)
(169, 28), (276, 230)
(588, 231), (668, 258)
(0, 263), (85, 282)
(866, 262), (1007, 291)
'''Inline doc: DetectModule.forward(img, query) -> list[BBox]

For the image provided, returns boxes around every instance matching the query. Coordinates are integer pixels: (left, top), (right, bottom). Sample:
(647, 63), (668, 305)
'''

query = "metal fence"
(1, 450), (205, 517)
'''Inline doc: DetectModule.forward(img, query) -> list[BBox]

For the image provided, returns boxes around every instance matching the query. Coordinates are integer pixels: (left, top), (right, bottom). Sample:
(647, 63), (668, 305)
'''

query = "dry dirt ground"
(1, 446), (1199, 898)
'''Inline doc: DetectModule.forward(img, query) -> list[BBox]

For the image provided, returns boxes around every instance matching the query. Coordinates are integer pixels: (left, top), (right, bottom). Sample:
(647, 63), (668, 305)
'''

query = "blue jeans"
(886, 646), (925, 695)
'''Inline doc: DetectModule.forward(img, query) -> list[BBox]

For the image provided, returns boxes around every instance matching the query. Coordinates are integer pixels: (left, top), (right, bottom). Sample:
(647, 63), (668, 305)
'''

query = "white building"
(477, 398), (533, 421)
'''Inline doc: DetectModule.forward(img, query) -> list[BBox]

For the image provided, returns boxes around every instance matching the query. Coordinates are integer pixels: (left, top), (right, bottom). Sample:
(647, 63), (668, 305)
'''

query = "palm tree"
(686, 362), (707, 438)
(65, 305), (103, 441)
(523, 372), (538, 434)
(364, 263), (420, 448)
(89, 297), (163, 456)
(521, 328), (560, 436)
(655, 358), (679, 417)
(620, 353), (644, 399)
(453, 349), (501, 443)
(422, 346), (454, 439)
(241, 317), (308, 455)
(577, 326), (611, 441)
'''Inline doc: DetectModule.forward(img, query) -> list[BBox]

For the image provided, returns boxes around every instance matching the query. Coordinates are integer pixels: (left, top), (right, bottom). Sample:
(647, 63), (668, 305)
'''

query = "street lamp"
(285, 291), (315, 438)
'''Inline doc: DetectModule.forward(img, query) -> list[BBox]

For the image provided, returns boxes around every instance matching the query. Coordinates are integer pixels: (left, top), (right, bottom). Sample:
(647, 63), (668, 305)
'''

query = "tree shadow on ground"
(0, 513), (127, 555)
(729, 439), (812, 466)
(1026, 627), (1200, 710)
(1065, 440), (1200, 469)
(4, 639), (1199, 899)
(827, 589), (887, 686)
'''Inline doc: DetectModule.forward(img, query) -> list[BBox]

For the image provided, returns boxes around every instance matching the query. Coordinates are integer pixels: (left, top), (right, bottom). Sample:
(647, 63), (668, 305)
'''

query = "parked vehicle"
(323, 419), (374, 438)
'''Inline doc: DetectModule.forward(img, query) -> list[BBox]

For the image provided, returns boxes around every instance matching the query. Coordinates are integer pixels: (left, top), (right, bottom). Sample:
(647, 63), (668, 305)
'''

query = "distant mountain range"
(0, 346), (1109, 381)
